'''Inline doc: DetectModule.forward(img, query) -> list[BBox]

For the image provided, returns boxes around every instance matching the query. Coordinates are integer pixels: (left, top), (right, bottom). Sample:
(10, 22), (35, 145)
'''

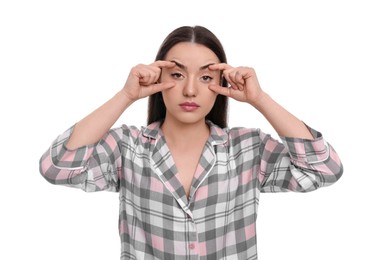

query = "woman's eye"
(201, 75), (213, 82)
(171, 72), (183, 79)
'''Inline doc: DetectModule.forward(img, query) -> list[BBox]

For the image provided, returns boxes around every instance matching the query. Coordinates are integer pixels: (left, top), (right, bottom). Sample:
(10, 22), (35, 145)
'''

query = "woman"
(39, 25), (343, 259)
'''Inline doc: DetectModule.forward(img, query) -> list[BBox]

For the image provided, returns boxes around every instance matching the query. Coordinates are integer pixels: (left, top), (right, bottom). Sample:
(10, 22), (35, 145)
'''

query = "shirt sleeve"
(39, 124), (137, 192)
(258, 125), (343, 193)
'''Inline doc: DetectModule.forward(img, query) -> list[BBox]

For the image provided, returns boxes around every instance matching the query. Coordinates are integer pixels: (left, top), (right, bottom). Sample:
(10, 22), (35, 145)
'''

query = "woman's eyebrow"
(170, 60), (186, 70)
(200, 63), (216, 70)
(170, 60), (216, 71)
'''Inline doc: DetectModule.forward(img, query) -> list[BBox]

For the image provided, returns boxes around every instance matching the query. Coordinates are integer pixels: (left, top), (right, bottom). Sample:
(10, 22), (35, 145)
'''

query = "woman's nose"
(182, 79), (197, 97)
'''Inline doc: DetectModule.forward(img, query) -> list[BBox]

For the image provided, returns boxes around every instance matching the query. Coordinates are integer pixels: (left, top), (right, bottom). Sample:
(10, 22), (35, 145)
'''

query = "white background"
(1, 0), (382, 259)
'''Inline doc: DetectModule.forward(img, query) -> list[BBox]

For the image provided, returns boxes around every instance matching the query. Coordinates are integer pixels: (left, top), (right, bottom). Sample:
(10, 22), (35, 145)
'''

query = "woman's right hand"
(122, 60), (176, 102)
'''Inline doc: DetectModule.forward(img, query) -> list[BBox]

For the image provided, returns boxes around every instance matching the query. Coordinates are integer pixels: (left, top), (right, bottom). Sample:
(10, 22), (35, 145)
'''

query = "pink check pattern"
(40, 121), (343, 259)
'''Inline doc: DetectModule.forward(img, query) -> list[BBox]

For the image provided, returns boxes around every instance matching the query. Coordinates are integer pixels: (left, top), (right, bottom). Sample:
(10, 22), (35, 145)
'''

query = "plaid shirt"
(39, 121), (343, 260)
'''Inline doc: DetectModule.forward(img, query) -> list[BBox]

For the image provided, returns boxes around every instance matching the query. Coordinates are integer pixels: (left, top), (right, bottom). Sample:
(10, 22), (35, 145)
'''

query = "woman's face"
(160, 42), (221, 125)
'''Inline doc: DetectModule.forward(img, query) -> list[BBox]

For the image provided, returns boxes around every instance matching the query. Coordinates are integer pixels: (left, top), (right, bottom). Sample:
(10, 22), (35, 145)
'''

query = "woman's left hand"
(208, 63), (265, 106)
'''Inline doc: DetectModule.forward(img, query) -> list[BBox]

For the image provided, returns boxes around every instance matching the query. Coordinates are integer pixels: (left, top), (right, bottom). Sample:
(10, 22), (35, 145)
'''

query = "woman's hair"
(147, 25), (228, 128)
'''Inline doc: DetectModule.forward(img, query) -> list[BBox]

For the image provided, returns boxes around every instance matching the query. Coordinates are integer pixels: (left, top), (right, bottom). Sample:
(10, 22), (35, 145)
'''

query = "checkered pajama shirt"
(40, 121), (343, 259)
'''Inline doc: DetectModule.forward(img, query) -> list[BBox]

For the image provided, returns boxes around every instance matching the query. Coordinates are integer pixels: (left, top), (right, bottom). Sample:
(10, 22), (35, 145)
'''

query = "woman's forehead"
(165, 43), (219, 70)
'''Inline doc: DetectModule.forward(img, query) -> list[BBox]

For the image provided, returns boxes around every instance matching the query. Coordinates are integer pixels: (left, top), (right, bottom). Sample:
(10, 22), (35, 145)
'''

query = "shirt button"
(189, 243), (195, 250)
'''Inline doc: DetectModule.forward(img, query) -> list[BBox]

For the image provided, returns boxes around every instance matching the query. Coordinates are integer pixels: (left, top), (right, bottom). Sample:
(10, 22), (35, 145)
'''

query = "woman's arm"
(39, 61), (176, 191)
(209, 63), (343, 191)
(249, 92), (313, 139)
(208, 63), (313, 139)
(66, 60), (175, 149)
(66, 90), (133, 149)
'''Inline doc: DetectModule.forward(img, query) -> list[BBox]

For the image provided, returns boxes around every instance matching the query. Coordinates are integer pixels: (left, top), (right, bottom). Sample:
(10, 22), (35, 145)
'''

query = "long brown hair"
(147, 26), (228, 128)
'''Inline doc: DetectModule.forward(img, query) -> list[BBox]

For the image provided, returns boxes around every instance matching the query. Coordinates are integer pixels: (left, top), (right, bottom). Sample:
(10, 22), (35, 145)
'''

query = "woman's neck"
(161, 118), (210, 145)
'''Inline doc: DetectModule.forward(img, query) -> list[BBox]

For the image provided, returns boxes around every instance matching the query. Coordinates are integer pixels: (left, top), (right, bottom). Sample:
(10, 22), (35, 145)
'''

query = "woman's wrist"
(117, 89), (135, 108)
(250, 91), (270, 111)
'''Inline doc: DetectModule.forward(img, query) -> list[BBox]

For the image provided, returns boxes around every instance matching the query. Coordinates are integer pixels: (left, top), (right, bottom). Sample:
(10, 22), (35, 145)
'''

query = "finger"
(143, 82), (175, 97)
(152, 60), (176, 69)
(225, 72), (239, 90)
(210, 64), (242, 90)
(234, 71), (245, 90)
(151, 82), (176, 94)
(225, 69), (246, 91)
(138, 68), (158, 85)
(140, 64), (169, 85)
(133, 66), (149, 82)
(208, 84), (231, 97)
(234, 71), (245, 84)
(209, 64), (238, 88)
(154, 81), (175, 92)
(209, 63), (232, 71)
(228, 82), (239, 90)
(150, 60), (176, 83)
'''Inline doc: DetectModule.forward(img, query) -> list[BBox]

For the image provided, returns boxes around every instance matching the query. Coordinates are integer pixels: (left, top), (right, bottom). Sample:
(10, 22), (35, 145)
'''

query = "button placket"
(187, 216), (199, 257)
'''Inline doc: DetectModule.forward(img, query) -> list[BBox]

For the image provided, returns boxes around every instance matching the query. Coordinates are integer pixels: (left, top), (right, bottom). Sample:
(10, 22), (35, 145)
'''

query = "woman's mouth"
(179, 102), (200, 112)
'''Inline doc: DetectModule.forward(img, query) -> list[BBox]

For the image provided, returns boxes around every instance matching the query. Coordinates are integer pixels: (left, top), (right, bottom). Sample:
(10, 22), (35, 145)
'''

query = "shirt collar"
(141, 120), (228, 145)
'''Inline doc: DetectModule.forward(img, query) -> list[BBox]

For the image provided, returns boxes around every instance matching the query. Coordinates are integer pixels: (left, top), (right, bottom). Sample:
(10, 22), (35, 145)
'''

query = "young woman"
(39, 25), (343, 259)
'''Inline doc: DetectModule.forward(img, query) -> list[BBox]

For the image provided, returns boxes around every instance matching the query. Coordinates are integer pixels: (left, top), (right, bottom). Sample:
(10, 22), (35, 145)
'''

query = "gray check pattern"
(40, 121), (343, 259)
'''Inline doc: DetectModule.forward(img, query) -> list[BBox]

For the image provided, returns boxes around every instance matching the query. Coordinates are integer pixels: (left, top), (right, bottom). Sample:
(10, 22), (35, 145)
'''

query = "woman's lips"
(179, 102), (200, 112)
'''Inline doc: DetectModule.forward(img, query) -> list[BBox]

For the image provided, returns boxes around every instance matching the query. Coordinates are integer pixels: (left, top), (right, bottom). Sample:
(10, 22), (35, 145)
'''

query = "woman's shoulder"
(112, 121), (163, 141)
